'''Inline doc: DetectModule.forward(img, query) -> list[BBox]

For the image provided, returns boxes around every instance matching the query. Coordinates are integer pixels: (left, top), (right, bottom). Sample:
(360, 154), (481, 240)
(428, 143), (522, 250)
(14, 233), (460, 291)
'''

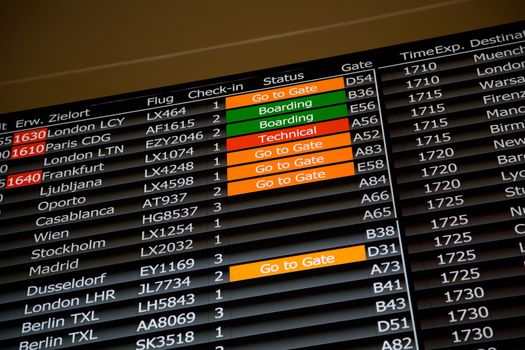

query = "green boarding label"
(226, 104), (348, 137)
(226, 90), (346, 123)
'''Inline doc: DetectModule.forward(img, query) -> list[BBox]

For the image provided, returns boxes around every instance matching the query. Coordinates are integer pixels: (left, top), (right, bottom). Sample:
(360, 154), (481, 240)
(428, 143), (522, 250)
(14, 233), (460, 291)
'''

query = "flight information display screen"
(0, 20), (524, 350)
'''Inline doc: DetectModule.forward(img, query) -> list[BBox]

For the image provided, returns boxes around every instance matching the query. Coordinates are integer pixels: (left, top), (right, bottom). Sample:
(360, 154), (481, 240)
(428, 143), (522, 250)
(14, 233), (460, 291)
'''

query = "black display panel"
(1, 20), (524, 350)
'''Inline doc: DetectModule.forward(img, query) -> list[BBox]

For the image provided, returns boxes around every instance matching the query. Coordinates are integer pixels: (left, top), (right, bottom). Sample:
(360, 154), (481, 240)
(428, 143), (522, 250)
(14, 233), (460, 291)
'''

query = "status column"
(225, 77), (353, 196)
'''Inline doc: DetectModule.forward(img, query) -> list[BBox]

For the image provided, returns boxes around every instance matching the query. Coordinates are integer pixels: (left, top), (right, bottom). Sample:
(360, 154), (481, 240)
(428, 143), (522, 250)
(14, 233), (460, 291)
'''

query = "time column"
(382, 56), (483, 350)
(381, 43), (525, 349)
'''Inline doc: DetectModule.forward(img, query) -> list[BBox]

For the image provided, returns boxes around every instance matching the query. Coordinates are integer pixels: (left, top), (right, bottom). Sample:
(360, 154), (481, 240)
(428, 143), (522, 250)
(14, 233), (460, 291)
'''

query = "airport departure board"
(1, 20), (524, 350)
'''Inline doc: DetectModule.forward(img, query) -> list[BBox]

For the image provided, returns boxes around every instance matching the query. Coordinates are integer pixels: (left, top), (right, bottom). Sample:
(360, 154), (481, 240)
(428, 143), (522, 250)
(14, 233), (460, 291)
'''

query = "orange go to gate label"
(225, 77), (345, 109)
(227, 147), (353, 181)
(227, 161), (354, 196)
(229, 245), (367, 282)
(227, 132), (352, 166)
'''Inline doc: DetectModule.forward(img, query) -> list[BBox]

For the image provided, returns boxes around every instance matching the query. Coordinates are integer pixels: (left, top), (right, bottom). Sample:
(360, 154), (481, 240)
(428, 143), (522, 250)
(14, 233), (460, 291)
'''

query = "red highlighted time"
(10, 142), (46, 160)
(13, 128), (48, 145)
(4, 170), (43, 189)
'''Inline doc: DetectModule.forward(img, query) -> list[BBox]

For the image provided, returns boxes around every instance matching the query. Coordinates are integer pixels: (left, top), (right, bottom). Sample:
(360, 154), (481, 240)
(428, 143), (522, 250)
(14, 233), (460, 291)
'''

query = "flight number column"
(137, 95), (230, 350)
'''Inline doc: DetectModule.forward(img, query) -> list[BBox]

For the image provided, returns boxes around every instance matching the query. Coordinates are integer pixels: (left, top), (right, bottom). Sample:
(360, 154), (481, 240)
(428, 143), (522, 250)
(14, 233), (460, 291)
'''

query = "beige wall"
(1, 0), (524, 114)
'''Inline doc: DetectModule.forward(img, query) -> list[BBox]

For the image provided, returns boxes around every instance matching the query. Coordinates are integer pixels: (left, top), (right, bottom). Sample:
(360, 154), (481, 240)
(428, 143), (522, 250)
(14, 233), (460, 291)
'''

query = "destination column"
(0, 105), (132, 350)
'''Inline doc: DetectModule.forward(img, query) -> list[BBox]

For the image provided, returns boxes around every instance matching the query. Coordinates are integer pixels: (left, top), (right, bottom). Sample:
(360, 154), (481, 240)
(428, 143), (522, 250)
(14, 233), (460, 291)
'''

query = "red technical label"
(13, 127), (48, 145)
(226, 119), (350, 152)
(6, 169), (43, 189)
(10, 141), (46, 160)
